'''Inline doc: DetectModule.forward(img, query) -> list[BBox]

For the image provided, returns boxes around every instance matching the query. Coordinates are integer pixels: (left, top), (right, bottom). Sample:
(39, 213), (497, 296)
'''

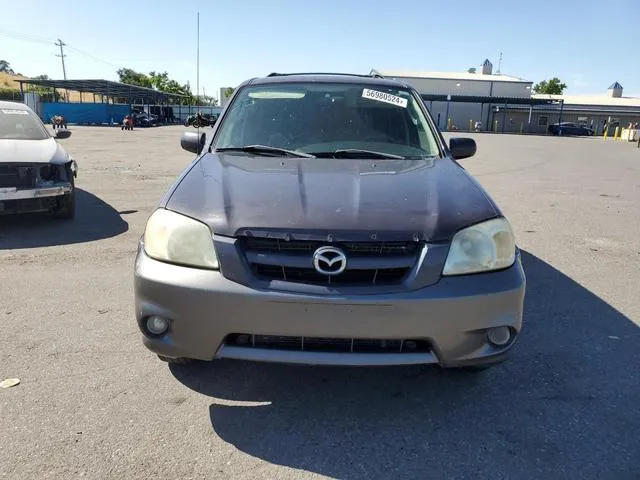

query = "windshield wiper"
(215, 145), (315, 158)
(324, 149), (406, 160)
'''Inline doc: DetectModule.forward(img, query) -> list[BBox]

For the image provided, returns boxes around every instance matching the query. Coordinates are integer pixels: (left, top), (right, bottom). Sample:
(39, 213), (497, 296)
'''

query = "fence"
(0, 89), (23, 102)
(39, 102), (223, 125)
(42, 102), (130, 125)
(165, 104), (223, 122)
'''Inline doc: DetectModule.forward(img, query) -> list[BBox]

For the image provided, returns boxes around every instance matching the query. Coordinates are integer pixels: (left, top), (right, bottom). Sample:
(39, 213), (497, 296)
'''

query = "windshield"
(214, 82), (440, 158)
(0, 107), (50, 140)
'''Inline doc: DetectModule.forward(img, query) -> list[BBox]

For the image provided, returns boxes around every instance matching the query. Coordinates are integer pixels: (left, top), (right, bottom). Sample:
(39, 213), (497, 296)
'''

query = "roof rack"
(266, 72), (385, 78)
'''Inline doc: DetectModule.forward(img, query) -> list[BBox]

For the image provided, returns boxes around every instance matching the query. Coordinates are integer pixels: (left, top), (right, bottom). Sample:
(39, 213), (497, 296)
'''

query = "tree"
(25, 74), (64, 102)
(28, 74), (51, 95)
(224, 87), (234, 98)
(533, 77), (567, 95)
(149, 71), (170, 91)
(194, 94), (216, 105)
(116, 67), (198, 104)
(0, 60), (15, 74)
(116, 68), (153, 88)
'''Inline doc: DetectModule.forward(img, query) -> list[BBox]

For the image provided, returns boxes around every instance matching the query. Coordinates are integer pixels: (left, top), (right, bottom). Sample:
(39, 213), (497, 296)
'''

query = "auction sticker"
(361, 89), (408, 108)
(1, 109), (29, 115)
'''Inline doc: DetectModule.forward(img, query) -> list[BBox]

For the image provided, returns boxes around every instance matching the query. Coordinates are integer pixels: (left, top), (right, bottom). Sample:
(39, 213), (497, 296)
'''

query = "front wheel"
(54, 190), (75, 219)
(54, 173), (75, 220)
(192, 120), (200, 128)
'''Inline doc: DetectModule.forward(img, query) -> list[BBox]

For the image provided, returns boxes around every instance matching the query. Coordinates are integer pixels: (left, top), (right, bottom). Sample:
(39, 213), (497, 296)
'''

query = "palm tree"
(0, 60), (15, 74)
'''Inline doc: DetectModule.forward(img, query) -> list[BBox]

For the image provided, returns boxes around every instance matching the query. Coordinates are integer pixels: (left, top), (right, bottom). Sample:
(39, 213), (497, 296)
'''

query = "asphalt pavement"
(1, 127), (638, 479)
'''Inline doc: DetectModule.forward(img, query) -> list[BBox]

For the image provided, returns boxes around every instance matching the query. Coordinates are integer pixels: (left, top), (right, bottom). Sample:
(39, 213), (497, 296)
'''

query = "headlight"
(143, 209), (219, 269)
(443, 217), (515, 276)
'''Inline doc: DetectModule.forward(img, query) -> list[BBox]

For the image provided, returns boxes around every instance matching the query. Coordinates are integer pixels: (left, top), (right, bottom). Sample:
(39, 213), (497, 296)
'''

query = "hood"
(165, 153), (499, 242)
(0, 137), (70, 165)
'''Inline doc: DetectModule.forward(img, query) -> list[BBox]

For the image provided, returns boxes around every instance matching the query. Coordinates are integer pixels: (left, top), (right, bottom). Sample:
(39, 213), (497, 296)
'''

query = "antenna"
(497, 51), (503, 75)
(55, 39), (67, 80)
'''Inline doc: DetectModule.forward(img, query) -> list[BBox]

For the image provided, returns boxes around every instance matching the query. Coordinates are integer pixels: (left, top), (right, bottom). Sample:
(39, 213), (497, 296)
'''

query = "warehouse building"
(371, 62), (640, 134)
(522, 82), (640, 135)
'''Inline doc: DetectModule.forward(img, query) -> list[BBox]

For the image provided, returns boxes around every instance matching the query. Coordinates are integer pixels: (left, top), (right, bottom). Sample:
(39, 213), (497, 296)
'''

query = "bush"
(0, 88), (22, 101)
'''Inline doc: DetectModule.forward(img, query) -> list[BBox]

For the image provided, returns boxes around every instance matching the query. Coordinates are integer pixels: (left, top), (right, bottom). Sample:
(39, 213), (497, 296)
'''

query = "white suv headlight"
(443, 217), (515, 276)
(143, 209), (219, 269)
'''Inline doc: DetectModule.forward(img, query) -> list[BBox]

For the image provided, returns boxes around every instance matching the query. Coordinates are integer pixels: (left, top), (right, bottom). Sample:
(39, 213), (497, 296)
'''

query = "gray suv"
(134, 73), (525, 371)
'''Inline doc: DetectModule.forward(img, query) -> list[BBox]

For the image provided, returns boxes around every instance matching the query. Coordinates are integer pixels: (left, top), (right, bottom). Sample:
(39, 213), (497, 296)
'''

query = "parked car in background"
(184, 112), (218, 128)
(134, 73), (526, 372)
(132, 111), (158, 128)
(548, 122), (594, 136)
(0, 101), (77, 218)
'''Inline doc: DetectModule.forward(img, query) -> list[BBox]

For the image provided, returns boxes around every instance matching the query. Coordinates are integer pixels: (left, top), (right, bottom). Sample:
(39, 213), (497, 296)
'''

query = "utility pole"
(55, 39), (67, 80)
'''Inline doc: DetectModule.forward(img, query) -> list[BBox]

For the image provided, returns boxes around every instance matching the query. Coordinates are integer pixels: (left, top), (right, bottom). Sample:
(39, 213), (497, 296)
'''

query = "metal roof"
(420, 94), (560, 105)
(532, 93), (640, 108)
(16, 79), (187, 102)
(497, 104), (640, 115)
(608, 81), (623, 90)
(372, 69), (530, 83)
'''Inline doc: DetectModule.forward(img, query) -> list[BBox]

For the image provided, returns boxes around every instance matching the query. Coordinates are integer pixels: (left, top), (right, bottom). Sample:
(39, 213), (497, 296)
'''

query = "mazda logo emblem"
(313, 246), (347, 276)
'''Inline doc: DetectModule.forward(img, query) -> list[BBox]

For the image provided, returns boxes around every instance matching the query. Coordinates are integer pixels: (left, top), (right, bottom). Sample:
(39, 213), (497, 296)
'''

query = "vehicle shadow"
(0, 188), (128, 249)
(170, 251), (640, 479)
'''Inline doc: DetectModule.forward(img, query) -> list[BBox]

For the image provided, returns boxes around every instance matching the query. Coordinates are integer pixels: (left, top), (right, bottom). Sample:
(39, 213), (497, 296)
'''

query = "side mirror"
(55, 129), (72, 139)
(181, 131), (206, 154)
(449, 137), (476, 160)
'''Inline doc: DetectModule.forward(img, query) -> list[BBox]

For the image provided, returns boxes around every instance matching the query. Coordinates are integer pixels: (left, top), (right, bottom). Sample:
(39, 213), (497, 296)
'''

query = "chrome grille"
(0, 165), (35, 189)
(240, 238), (420, 286)
(243, 238), (419, 256)
(0, 164), (63, 189)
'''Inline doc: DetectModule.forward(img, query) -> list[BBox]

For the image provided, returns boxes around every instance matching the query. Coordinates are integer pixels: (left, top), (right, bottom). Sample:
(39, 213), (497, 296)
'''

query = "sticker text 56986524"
(1, 109), (29, 115)
(361, 89), (408, 108)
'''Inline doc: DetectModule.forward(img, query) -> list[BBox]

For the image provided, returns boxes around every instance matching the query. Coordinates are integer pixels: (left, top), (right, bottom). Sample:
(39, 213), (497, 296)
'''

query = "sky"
(2, 0), (640, 99)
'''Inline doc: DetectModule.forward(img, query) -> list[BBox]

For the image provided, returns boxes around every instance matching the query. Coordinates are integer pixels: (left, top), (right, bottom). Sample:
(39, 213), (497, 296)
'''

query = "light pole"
(444, 82), (460, 130)
(525, 85), (532, 133)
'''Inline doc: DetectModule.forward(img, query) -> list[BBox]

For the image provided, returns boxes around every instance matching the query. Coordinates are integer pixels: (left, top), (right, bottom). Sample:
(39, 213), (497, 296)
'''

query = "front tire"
(54, 176), (75, 220)
(55, 191), (75, 220)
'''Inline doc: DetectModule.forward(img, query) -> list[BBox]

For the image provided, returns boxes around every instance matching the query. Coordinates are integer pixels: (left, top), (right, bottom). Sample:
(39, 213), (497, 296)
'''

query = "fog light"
(487, 326), (511, 346)
(146, 316), (169, 335)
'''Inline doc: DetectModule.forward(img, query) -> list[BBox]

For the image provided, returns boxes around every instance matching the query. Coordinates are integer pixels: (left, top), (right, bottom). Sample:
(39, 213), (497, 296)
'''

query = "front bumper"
(0, 184), (72, 201)
(0, 184), (72, 215)
(134, 248), (526, 367)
